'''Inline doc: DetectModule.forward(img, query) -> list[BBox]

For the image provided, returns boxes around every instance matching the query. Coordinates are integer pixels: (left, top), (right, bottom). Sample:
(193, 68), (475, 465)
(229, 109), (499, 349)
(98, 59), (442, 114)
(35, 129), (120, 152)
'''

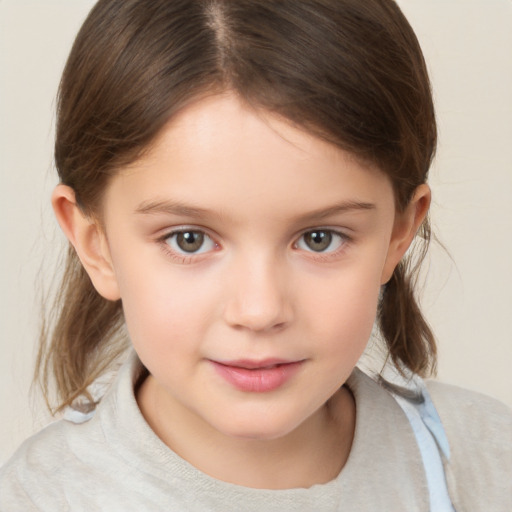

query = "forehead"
(107, 93), (395, 220)
(141, 94), (368, 168)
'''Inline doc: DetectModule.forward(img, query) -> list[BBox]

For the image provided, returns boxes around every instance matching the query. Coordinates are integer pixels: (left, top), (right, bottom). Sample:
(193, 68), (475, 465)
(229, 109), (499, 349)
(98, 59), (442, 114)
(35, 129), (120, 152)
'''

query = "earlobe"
(381, 184), (431, 285)
(51, 185), (121, 301)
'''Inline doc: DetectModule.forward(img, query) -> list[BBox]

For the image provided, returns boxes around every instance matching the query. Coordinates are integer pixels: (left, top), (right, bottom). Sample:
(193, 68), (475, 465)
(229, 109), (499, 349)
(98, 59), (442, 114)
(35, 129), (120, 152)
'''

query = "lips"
(210, 359), (304, 393)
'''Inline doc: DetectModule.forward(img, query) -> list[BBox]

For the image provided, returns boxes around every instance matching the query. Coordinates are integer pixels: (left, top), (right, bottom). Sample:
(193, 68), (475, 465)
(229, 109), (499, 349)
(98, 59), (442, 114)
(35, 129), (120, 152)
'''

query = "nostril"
(223, 302), (292, 332)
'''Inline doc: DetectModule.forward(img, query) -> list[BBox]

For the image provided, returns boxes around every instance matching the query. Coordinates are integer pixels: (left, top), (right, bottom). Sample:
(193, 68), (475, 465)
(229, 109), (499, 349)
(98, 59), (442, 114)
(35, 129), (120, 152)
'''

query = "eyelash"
(157, 227), (351, 263)
(158, 228), (219, 263)
(294, 228), (350, 259)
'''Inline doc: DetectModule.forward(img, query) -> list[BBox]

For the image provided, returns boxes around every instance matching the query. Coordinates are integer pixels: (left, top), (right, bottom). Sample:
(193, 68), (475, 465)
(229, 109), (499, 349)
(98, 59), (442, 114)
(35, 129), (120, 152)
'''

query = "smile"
(210, 359), (304, 393)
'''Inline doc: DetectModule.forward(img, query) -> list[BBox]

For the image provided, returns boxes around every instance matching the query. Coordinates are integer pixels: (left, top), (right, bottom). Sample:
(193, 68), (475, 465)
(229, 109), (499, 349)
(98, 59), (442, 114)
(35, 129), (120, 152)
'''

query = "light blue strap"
(63, 407), (96, 424)
(391, 380), (456, 512)
(413, 380), (451, 460)
(62, 371), (116, 424)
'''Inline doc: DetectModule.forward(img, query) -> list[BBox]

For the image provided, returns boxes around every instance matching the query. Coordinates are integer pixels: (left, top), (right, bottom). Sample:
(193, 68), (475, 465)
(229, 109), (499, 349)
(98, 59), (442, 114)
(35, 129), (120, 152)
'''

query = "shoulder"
(0, 401), (122, 511)
(426, 380), (512, 510)
(426, 379), (512, 446)
(0, 420), (76, 510)
(0, 355), (145, 511)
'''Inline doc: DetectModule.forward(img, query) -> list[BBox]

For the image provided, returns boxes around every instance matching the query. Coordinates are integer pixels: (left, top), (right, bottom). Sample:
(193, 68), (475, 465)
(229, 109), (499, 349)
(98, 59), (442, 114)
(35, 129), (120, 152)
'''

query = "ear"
(52, 184), (121, 301)
(380, 184), (431, 285)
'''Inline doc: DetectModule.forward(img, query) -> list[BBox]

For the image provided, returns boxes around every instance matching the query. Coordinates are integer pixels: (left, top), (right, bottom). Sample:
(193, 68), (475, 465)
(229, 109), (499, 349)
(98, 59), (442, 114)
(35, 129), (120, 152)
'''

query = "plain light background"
(1, 0), (511, 464)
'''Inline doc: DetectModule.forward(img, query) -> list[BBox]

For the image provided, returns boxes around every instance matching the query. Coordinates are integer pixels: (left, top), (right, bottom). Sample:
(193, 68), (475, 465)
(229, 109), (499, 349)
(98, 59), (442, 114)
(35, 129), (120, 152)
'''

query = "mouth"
(209, 359), (304, 393)
(218, 359), (298, 370)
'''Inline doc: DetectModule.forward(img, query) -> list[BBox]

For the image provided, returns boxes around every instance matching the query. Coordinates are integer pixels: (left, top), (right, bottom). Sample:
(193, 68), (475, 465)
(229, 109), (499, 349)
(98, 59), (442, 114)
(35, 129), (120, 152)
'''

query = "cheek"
(113, 253), (221, 359)
(301, 265), (382, 357)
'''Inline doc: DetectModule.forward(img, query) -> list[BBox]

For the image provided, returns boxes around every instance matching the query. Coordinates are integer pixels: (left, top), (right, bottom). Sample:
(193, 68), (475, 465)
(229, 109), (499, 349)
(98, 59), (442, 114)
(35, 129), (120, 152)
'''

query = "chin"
(214, 415), (302, 442)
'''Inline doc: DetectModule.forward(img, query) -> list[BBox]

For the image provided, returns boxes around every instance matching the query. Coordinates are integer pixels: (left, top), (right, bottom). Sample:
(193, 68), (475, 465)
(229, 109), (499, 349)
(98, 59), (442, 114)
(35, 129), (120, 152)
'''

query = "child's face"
(98, 94), (408, 440)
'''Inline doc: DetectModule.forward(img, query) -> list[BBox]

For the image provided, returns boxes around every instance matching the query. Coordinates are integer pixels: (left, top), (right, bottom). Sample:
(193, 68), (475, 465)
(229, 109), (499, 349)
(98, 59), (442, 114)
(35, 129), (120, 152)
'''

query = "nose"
(223, 254), (293, 333)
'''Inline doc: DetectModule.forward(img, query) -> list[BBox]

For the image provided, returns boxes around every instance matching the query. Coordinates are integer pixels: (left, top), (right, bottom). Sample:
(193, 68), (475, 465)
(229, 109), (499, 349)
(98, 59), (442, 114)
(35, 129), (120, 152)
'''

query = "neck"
(137, 377), (356, 489)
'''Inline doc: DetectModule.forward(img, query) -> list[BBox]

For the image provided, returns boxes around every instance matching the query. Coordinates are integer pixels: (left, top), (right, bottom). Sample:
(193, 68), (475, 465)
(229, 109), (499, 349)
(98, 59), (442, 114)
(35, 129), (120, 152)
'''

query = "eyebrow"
(134, 198), (375, 221)
(135, 199), (217, 219)
(295, 201), (376, 223)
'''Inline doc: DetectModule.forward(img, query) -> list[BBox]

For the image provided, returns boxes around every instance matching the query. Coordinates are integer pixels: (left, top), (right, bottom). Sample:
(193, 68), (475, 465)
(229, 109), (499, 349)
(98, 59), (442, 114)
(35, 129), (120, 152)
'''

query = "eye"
(165, 230), (216, 255)
(295, 229), (346, 253)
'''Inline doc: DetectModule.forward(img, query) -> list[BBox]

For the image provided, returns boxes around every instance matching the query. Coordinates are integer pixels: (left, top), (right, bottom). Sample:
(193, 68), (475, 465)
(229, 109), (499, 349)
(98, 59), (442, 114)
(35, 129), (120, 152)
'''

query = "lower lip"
(211, 361), (303, 393)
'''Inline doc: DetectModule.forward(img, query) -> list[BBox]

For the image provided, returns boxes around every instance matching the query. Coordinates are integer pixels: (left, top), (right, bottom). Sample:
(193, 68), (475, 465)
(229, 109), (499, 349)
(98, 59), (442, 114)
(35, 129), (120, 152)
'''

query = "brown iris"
(303, 231), (332, 252)
(176, 231), (205, 253)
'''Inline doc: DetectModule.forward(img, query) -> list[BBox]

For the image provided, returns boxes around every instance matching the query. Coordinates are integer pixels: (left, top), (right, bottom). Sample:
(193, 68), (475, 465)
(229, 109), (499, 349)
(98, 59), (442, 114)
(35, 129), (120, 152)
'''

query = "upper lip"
(212, 359), (302, 370)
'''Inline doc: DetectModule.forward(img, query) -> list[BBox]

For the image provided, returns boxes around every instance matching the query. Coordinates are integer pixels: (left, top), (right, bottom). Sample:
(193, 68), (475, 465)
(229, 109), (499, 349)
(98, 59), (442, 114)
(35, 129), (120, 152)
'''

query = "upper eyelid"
(158, 225), (217, 240)
(294, 226), (351, 241)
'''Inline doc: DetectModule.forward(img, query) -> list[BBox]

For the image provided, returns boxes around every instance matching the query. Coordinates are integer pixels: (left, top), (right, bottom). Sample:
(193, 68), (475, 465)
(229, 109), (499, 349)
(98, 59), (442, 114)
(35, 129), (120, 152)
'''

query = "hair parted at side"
(38, 0), (437, 412)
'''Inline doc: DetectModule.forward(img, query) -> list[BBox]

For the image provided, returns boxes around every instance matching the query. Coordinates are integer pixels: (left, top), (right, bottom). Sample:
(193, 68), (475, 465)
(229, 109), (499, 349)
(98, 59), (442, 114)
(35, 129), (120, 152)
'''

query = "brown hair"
(37, 0), (437, 413)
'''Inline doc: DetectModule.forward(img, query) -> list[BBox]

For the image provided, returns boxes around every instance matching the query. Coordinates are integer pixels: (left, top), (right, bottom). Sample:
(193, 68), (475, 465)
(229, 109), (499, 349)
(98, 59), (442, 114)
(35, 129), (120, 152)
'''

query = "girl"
(1, 0), (510, 510)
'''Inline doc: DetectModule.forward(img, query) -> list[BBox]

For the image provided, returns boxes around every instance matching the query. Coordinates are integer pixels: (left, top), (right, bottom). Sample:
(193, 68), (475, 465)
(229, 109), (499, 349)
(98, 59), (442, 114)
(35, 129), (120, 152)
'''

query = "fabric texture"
(1, 353), (511, 511)
(427, 380), (512, 511)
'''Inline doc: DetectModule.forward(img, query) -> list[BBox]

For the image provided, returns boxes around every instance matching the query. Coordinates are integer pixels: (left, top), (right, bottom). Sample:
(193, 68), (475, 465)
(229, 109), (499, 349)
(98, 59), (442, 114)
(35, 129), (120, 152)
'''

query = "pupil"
(177, 232), (204, 252)
(306, 231), (331, 252)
